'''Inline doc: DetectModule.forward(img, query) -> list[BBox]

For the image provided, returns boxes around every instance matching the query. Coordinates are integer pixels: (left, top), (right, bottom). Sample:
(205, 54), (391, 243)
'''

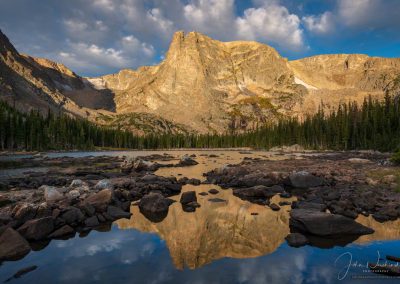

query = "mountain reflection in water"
(1, 151), (400, 283)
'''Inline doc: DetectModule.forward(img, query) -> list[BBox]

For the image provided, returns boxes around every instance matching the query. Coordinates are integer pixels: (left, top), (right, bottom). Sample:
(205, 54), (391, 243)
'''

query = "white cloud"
(236, 2), (304, 49)
(182, 0), (237, 40)
(338, 0), (377, 27)
(303, 12), (334, 34)
(57, 35), (155, 75)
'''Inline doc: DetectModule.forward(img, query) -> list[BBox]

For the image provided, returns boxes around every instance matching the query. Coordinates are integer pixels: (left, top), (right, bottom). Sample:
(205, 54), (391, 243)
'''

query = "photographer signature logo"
(334, 251), (400, 280)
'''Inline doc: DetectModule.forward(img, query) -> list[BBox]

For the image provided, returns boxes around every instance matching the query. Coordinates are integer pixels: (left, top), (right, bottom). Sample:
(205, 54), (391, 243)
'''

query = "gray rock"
(106, 206), (132, 219)
(290, 209), (374, 237)
(17, 217), (54, 241)
(0, 228), (31, 261)
(286, 171), (325, 189)
(94, 179), (113, 191)
(285, 233), (309, 247)
(41, 186), (64, 203)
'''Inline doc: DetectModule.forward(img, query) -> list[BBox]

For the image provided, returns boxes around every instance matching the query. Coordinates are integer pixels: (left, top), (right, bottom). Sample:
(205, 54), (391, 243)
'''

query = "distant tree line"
(1, 94), (399, 152)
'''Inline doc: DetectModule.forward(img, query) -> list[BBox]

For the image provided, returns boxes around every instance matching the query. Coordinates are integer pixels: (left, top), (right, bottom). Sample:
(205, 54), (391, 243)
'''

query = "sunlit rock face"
(117, 186), (294, 270)
(2, 28), (400, 134)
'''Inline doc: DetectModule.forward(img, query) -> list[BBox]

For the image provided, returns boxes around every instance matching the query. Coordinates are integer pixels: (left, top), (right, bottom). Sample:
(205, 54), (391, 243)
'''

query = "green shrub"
(391, 150), (400, 165)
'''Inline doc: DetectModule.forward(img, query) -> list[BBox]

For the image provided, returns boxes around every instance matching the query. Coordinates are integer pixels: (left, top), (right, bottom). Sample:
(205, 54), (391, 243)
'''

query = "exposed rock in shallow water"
(139, 192), (174, 223)
(290, 209), (374, 237)
(0, 228), (31, 261)
(285, 233), (309, 247)
(107, 205), (131, 219)
(180, 191), (197, 205)
(17, 217), (54, 241)
(48, 224), (75, 238)
(285, 171), (325, 189)
(83, 189), (113, 212)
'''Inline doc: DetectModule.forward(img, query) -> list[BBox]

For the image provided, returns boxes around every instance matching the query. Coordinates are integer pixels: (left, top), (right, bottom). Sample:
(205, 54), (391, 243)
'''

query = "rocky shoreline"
(0, 154), (200, 262)
(205, 151), (400, 248)
(1, 150), (399, 269)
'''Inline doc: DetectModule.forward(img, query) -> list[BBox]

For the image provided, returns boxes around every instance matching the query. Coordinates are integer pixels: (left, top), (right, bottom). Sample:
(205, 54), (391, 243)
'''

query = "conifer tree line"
(1, 94), (399, 152)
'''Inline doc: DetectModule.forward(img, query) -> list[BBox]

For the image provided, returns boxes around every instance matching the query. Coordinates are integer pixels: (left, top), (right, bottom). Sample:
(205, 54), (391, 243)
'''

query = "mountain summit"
(1, 30), (400, 133)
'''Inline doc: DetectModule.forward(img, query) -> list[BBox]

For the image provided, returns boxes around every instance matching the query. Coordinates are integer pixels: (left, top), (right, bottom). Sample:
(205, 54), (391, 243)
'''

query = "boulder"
(178, 155), (198, 166)
(106, 206), (132, 219)
(60, 207), (85, 225)
(291, 201), (327, 212)
(133, 159), (158, 172)
(0, 228), (31, 261)
(17, 217), (54, 241)
(84, 216), (100, 227)
(285, 233), (309, 247)
(286, 171), (325, 188)
(208, 188), (219, 195)
(269, 203), (280, 211)
(94, 179), (113, 191)
(180, 191), (197, 205)
(84, 189), (113, 211)
(290, 209), (374, 237)
(66, 189), (80, 199)
(70, 179), (85, 188)
(139, 192), (174, 222)
(186, 178), (201, 185)
(48, 225), (75, 238)
(42, 186), (64, 203)
(13, 203), (37, 224)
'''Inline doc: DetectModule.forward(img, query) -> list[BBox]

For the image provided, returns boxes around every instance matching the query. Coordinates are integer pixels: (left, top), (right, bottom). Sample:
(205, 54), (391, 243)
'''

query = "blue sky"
(0, 0), (399, 77)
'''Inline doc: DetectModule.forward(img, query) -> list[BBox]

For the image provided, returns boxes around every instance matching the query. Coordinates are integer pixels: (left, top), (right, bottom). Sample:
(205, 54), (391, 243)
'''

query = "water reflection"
(1, 150), (400, 283)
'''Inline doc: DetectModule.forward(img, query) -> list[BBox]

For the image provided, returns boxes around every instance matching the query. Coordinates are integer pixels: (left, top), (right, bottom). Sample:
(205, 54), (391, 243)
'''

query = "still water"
(0, 150), (399, 283)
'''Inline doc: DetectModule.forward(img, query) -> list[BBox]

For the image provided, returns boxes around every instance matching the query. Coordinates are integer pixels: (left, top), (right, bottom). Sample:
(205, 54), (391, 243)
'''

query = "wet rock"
(84, 216), (100, 227)
(84, 189), (113, 211)
(269, 203), (280, 211)
(0, 228), (31, 261)
(139, 192), (174, 222)
(6, 265), (38, 281)
(94, 179), (113, 191)
(48, 225), (74, 238)
(285, 233), (309, 247)
(290, 209), (374, 237)
(42, 186), (64, 203)
(279, 192), (292, 198)
(286, 171), (325, 189)
(186, 178), (201, 185)
(60, 207), (85, 225)
(208, 188), (219, 195)
(80, 203), (96, 217)
(291, 201), (327, 212)
(178, 155), (198, 166)
(180, 191), (197, 205)
(17, 217), (54, 241)
(106, 205), (131, 219)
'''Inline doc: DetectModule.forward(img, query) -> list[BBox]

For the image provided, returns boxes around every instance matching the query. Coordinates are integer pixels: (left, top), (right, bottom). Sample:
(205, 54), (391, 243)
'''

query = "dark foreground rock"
(290, 209), (374, 237)
(139, 193), (174, 222)
(0, 228), (31, 261)
(285, 233), (309, 247)
(17, 217), (55, 241)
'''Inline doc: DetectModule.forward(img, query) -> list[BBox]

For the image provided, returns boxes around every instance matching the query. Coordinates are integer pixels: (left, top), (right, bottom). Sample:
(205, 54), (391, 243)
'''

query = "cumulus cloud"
(236, 1), (304, 49)
(302, 11), (334, 34)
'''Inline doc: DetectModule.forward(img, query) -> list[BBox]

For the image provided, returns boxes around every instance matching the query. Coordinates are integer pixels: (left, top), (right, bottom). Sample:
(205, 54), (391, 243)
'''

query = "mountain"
(1, 29), (400, 134)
